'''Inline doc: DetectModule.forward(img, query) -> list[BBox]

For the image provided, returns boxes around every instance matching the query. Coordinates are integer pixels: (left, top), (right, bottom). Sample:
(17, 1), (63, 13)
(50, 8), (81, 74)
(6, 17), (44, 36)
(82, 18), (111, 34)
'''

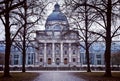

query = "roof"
(45, 3), (69, 31)
(46, 3), (67, 22)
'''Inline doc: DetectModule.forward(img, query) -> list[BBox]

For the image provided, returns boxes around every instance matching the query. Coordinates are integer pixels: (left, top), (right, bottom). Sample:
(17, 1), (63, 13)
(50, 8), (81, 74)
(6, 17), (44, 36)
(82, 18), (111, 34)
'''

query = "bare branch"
(0, 0), (25, 15)
(112, 26), (120, 38)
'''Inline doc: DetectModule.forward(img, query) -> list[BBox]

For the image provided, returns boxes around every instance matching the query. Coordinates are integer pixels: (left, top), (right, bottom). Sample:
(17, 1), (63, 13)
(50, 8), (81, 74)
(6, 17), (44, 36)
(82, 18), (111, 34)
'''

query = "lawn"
(0, 72), (39, 81)
(74, 72), (120, 81)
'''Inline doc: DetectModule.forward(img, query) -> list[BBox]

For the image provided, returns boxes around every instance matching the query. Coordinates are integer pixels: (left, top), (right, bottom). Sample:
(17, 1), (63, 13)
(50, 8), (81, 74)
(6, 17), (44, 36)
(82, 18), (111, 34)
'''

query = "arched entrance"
(64, 58), (68, 64)
(48, 58), (51, 64)
(56, 58), (60, 65)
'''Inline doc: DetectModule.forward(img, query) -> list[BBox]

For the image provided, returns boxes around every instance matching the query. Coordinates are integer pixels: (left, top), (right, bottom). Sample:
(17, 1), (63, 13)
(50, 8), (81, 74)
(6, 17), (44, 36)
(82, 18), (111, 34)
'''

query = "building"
(0, 3), (120, 69)
(35, 3), (80, 67)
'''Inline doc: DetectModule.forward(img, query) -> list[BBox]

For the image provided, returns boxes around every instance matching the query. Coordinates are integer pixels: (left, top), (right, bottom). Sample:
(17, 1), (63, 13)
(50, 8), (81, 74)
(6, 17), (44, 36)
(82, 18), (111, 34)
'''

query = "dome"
(45, 3), (69, 31)
(47, 11), (68, 21)
(46, 3), (67, 21)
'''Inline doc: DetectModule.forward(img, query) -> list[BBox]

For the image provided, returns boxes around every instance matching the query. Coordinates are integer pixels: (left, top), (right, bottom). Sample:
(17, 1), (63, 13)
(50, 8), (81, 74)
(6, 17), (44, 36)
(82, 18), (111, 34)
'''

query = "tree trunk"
(104, 0), (112, 77)
(85, 0), (91, 72)
(22, 48), (26, 72)
(4, 1), (11, 77)
(104, 41), (112, 77)
(22, 0), (27, 72)
(86, 47), (91, 72)
(4, 20), (11, 77)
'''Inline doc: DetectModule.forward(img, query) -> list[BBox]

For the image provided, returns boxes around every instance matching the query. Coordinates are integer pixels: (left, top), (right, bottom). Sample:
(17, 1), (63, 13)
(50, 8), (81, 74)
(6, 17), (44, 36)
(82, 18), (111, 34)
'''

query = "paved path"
(34, 72), (86, 81)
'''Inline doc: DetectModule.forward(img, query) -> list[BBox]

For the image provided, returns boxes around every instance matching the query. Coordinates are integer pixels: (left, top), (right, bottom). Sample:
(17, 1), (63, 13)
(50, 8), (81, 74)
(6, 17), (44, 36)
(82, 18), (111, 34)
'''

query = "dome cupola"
(45, 3), (69, 31)
(54, 3), (60, 11)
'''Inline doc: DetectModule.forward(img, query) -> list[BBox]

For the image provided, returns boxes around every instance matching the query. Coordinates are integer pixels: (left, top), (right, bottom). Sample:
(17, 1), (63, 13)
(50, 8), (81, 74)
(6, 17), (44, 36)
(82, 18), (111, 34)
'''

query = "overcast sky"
(0, 0), (64, 40)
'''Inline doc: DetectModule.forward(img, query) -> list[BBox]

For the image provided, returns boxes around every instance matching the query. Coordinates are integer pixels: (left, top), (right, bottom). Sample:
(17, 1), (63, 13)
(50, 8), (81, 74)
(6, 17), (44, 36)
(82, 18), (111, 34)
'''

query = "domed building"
(35, 3), (80, 67)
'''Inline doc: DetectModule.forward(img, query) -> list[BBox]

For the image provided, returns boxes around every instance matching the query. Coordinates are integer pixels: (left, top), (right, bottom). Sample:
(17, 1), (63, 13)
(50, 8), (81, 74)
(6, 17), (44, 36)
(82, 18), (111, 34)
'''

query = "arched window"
(48, 58), (51, 64)
(64, 58), (68, 64)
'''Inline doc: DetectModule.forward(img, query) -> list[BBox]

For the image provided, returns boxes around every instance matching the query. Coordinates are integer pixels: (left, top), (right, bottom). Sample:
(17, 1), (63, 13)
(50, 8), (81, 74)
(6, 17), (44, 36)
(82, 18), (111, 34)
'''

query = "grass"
(0, 72), (39, 81)
(74, 72), (120, 81)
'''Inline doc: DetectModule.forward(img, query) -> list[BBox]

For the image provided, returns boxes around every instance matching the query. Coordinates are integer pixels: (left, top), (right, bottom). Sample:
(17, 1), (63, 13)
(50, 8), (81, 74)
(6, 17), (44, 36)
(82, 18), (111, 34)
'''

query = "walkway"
(34, 71), (86, 81)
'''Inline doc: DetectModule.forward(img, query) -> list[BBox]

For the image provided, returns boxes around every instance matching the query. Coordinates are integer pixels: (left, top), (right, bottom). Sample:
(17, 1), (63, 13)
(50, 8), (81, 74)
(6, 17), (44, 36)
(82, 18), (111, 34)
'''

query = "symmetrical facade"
(0, 4), (120, 68)
(35, 3), (80, 67)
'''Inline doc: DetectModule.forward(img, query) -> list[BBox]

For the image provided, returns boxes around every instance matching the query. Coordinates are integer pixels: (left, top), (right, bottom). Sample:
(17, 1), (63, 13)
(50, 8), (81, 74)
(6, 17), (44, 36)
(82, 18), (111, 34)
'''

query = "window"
(40, 58), (43, 62)
(48, 58), (51, 64)
(28, 61), (31, 65)
(48, 50), (51, 54)
(55, 50), (59, 54)
(54, 31), (60, 36)
(73, 50), (75, 54)
(14, 60), (18, 65)
(97, 60), (101, 65)
(28, 56), (31, 59)
(64, 58), (67, 64)
(56, 58), (60, 65)
(14, 55), (19, 65)
(64, 50), (67, 54)
(96, 55), (101, 58)
(40, 49), (43, 55)
(28, 53), (34, 64)
(14, 55), (19, 58)
(28, 54), (31, 64)
(71, 33), (76, 39)
(73, 58), (76, 62)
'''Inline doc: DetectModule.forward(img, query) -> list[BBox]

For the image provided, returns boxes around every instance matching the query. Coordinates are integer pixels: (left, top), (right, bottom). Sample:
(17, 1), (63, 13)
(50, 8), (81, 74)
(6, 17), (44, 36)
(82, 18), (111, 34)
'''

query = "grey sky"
(0, 0), (60, 40)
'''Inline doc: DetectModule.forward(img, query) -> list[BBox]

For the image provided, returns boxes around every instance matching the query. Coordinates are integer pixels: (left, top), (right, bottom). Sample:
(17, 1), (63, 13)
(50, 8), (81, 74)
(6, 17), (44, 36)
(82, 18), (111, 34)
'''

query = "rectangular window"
(14, 55), (19, 65)
(73, 50), (75, 54)
(28, 53), (33, 64)
(40, 49), (43, 55)
(64, 50), (67, 54)
(96, 55), (101, 58)
(14, 60), (18, 65)
(97, 60), (101, 65)
(55, 50), (59, 54)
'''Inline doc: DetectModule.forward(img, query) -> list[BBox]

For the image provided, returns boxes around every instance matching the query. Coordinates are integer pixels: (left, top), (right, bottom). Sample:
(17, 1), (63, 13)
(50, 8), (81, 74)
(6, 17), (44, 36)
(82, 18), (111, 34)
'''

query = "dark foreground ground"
(74, 72), (120, 81)
(0, 72), (39, 81)
(0, 71), (120, 81)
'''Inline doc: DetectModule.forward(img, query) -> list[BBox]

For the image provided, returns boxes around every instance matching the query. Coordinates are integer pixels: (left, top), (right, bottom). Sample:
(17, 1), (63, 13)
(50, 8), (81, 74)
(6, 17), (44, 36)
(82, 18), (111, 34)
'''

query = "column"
(77, 46), (80, 66)
(69, 43), (72, 63)
(35, 52), (38, 64)
(44, 43), (47, 66)
(61, 42), (63, 64)
(35, 43), (38, 65)
(52, 43), (55, 63)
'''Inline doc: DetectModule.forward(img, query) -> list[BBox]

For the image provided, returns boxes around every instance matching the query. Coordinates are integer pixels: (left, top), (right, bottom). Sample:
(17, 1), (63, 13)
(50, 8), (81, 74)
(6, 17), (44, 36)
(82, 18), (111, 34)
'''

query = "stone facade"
(35, 3), (80, 67)
(0, 4), (120, 68)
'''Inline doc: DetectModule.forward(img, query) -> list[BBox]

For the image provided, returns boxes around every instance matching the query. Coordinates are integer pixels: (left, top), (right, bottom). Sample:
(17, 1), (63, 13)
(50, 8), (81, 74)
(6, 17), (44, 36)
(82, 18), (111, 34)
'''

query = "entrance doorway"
(48, 58), (51, 64)
(56, 58), (60, 65)
(64, 58), (68, 64)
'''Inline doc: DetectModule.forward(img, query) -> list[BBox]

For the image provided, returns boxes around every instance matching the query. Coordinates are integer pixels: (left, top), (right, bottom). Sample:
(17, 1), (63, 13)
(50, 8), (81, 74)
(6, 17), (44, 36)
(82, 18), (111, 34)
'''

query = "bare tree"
(0, 0), (25, 15)
(12, 0), (48, 72)
(64, 0), (120, 77)
(0, 0), (25, 77)
(64, 0), (101, 72)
